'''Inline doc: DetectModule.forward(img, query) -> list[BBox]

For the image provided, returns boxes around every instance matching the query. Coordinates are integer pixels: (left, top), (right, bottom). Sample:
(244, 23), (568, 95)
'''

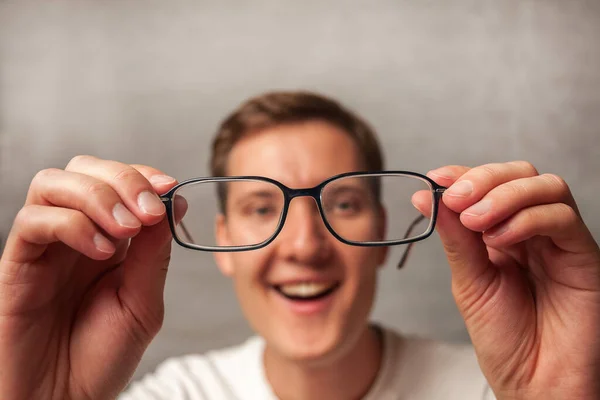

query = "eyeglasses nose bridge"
(287, 186), (321, 201)
(278, 195), (327, 240)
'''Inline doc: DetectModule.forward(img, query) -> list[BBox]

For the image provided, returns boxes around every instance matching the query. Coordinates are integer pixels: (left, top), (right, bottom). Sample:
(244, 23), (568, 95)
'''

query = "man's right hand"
(0, 155), (179, 400)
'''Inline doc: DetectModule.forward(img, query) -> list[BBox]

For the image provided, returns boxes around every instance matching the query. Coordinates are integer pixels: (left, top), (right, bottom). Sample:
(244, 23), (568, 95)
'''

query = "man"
(0, 91), (598, 400)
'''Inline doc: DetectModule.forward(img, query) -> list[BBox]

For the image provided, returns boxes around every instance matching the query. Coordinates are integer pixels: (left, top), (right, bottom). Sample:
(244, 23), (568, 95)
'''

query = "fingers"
(459, 173), (578, 233)
(412, 185), (492, 286)
(104, 238), (132, 266)
(173, 194), (189, 224)
(427, 165), (472, 187)
(412, 164), (472, 218)
(58, 157), (179, 334)
(22, 156), (179, 243)
(26, 169), (143, 240)
(64, 156), (168, 224)
(4, 205), (116, 264)
(65, 158), (178, 335)
(482, 202), (598, 255)
(441, 161), (540, 213)
(423, 161), (599, 289)
(431, 161), (590, 251)
(5, 154), (179, 275)
(1, 155), (179, 341)
(129, 164), (178, 195)
(483, 202), (600, 291)
(411, 164), (472, 219)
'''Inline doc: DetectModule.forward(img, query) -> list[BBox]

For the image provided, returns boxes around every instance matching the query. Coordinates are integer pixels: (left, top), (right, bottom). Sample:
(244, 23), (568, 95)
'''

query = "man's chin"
(266, 328), (354, 367)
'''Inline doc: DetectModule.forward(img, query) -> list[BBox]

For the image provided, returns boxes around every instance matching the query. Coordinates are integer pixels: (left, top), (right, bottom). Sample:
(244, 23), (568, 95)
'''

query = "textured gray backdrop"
(1, 0), (599, 381)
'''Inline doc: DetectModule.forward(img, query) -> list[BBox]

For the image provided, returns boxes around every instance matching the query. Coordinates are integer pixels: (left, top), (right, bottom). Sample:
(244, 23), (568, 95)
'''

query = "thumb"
(434, 200), (492, 290)
(117, 165), (178, 337)
(415, 167), (493, 295)
(117, 216), (172, 337)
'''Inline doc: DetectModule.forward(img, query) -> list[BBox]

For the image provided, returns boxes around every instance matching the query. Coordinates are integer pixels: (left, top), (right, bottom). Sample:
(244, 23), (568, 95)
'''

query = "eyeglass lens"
(171, 175), (434, 250)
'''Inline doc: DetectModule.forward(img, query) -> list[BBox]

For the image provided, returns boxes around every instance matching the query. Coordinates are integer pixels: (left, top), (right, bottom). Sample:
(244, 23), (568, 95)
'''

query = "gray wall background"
(1, 0), (599, 381)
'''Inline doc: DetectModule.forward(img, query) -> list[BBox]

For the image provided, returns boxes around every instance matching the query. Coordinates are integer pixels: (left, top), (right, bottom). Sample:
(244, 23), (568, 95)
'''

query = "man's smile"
(274, 281), (341, 301)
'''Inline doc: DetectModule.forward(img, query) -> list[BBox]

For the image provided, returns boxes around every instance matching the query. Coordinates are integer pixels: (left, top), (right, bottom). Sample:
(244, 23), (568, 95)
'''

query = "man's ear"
(376, 205), (389, 267)
(214, 213), (234, 276)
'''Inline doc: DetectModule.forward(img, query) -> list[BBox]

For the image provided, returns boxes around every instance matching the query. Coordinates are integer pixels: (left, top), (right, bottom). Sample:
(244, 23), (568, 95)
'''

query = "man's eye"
(327, 198), (361, 214)
(246, 204), (278, 217)
(254, 206), (274, 215)
(336, 201), (354, 210)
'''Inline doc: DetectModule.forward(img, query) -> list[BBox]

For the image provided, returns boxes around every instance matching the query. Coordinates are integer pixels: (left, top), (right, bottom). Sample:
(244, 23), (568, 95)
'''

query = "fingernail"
(113, 203), (142, 228)
(138, 190), (166, 216)
(463, 199), (492, 216)
(446, 180), (473, 197)
(428, 168), (455, 180)
(485, 224), (509, 238)
(150, 174), (176, 185)
(94, 233), (116, 254)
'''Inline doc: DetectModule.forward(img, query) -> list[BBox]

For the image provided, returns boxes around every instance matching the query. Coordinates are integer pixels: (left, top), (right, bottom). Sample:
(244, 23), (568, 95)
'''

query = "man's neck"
(263, 325), (383, 400)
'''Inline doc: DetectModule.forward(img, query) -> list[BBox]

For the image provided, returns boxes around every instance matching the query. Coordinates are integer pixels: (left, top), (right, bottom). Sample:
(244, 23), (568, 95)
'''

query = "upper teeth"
(278, 282), (336, 298)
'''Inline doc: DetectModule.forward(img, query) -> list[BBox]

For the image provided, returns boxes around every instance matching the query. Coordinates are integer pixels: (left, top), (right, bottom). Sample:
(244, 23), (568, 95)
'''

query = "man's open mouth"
(273, 281), (340, 301)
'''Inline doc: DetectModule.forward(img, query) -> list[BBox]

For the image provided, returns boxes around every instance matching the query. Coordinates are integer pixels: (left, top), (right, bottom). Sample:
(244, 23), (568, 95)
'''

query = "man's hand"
(0, 156), (179, 400)
(414, 161), (600, 399)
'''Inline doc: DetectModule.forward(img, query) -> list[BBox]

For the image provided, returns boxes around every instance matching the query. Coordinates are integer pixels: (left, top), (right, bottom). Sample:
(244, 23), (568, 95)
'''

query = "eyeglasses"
(160, 171), (447, 269)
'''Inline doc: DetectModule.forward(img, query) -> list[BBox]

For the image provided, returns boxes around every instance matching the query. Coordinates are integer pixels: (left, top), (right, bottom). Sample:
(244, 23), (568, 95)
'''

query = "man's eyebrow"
(231, 189), (279, 205)
(326, 184), (369, 196)
(243, 190), (278, 198)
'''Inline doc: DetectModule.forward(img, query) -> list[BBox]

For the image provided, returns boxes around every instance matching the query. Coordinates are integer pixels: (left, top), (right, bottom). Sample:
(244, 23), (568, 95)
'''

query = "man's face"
(214, 121), (388, 364)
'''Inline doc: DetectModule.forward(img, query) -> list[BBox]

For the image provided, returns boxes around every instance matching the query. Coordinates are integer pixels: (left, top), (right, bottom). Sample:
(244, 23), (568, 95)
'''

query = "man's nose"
(276, 197), (332, 265)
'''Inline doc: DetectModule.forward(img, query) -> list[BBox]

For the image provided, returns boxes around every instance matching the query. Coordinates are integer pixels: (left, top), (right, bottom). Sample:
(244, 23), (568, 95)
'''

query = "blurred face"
(214, 121), (388, 364)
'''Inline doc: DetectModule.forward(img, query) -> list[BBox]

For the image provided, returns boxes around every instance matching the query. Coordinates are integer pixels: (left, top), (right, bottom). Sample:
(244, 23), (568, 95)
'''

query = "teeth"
(278, 282), (336, 298)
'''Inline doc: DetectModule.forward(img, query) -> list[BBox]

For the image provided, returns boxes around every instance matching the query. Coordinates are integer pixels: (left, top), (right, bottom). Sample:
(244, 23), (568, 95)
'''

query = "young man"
(0, 91), (599, 400)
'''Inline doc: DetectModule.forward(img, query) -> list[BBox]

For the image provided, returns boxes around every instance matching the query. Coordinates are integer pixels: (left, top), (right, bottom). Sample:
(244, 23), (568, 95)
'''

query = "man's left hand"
(414, 161), (600, 399)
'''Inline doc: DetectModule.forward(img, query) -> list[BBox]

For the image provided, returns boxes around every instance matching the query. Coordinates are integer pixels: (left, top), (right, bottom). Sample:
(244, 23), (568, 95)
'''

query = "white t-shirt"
(119, 326), (495, 400)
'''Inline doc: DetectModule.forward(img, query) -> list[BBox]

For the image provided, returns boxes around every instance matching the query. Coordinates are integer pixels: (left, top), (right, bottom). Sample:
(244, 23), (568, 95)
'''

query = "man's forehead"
(225, 122), (366, 188)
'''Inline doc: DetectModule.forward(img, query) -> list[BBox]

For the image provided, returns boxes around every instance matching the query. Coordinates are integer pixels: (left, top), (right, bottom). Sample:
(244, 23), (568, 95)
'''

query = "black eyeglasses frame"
(160, 171), (447, 269)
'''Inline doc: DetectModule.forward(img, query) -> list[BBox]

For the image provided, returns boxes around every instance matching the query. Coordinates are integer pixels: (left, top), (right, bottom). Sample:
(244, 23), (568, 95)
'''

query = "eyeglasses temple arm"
(161, 196), (196, 244)
(397, 186), (446, 269)
(397, 214), (426, 269)
(178, 222), (195, 244)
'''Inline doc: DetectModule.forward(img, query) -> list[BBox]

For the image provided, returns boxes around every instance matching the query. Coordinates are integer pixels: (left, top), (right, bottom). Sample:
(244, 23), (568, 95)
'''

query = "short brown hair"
(210, 90), (384, 177)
